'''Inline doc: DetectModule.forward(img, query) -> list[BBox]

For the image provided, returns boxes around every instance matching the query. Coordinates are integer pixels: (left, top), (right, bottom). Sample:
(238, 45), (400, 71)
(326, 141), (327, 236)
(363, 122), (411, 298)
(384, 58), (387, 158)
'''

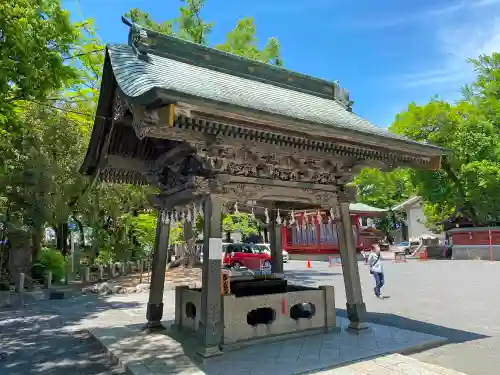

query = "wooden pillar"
(269, 203), (284, 274)
(197, 195), (223, 357)
(146, 209), (170, 329)
(336, 201), (367, 330)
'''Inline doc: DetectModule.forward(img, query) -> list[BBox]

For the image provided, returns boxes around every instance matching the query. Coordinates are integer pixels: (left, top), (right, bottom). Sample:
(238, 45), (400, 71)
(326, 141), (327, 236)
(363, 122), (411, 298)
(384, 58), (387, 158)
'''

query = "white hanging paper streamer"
(265, 208), (270, 224)
(180, 211), (186, 223)
(330, 207), (335, 222)
(161, 210), (170, 224)
(290, 210), (295, 225)
(234, 202), (239, 214)
(251, 206), (255, 219)
(199, 203), (204, 218)
(193, 204), (198, 219)
(316, 210), (322, 224)
(276, 209), (282, 225)
(174, 211), (179, 224)
(186, 207), (192, 223)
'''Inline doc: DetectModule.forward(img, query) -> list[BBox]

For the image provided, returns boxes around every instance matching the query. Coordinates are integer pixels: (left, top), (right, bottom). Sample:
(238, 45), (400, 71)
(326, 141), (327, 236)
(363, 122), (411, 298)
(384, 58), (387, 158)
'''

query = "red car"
(223, 243), (272, 270)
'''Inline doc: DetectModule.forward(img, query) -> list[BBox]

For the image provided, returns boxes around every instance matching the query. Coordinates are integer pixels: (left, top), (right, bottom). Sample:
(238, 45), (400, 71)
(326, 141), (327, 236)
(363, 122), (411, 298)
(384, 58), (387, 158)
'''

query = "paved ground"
(88, 313), (447, 375)
(1, 259), (498, 374)
(0, 296), (138, 375)
(284, 259), (500, 375)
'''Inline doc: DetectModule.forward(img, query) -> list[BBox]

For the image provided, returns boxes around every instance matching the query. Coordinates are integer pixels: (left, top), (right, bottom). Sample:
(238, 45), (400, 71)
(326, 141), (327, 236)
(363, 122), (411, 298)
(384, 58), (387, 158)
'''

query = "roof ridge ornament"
(332, 81), (354, 112)
(122, 16), (151, 61)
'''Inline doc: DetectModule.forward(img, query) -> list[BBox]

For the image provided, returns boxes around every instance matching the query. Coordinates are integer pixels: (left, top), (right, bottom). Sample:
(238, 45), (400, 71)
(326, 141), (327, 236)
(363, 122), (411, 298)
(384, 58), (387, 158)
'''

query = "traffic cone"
(307, 257), (311, 268)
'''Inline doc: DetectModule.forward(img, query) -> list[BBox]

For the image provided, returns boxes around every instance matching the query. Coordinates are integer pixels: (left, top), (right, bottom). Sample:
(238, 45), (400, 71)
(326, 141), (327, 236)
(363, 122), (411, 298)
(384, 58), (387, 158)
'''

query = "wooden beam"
(223, 175), (339, 192)
(155, 92), (445, 157)
(104, 155), (152, 172)
(428, 155), (442, 171)
(168, 104), (175, 126)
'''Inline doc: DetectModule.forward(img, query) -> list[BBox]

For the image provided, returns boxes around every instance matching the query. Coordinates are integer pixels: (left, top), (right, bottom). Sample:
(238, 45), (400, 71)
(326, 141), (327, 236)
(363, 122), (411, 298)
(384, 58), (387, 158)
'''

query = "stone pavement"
(313, 354), (469, 374)
(4, 258), (495, 374)
(0, 309), (127, 375)
(283, 259), (500, 375)
(87, 313), (448, 375)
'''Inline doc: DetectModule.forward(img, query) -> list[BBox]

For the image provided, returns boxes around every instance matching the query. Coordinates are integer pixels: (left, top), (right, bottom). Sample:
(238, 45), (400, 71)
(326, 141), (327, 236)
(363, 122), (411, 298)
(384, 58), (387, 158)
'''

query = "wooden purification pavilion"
(80, 17), (446, 357)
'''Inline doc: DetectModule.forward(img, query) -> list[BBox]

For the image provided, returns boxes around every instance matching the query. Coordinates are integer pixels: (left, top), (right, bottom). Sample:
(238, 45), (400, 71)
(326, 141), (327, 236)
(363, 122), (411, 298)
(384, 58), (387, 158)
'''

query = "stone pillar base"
(346, 302), (368, 330)
(146, 302), (164, 328)
(196, 345), (223, 359)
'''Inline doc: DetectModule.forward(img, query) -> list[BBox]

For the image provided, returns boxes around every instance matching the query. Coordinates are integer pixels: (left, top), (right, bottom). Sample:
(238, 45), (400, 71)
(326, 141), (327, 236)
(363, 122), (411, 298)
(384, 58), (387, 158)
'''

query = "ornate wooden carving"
(112, 92), (129, 122)
(106, 101), (424, 206)
(218, 182), (339, 208)
(128, 104), (162, 139)
(192, 142), (344, 185)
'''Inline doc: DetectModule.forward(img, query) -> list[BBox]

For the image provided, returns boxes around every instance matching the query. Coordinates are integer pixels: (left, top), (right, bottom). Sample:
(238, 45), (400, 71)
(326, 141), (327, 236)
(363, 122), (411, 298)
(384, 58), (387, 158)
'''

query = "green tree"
(0, 0), (86, 124)
(1, 0), (285, 281)
(222, 213), (261, 241)
(352, 168), (414, 234)
(215, 18), (282, 65)
(352, 168), (414, 210)
(125, 1), (281, 65)
(389, 53), (500, 229)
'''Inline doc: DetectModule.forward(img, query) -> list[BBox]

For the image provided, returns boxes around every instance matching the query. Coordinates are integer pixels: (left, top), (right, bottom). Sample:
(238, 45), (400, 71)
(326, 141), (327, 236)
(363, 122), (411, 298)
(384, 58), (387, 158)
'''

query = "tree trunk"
(225, 232), (231, 242)
(7, 229), (32, 290)
(31, 227), (42, 260)
(56, 223), (69, 256)
(442, 158), (478, 225)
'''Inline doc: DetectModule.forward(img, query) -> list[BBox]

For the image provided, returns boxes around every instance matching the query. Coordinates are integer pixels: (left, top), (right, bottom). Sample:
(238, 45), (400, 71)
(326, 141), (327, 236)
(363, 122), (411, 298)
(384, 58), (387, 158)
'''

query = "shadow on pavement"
(284, 269), (342, 286)
(0, 294), (141, 375)
(335, 307), (489, 345)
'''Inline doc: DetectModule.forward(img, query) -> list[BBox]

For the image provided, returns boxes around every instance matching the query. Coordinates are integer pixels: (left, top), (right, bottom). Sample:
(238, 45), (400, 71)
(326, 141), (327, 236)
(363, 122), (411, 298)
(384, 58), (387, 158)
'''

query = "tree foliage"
(351, 168), (415, 234)
(355, 53), (500, 232)
(125, 1), (281, 65)
(0, 0), (282, 280)
(215, 18), (282, 65)
(390, 54), (500, 229)
(222, 213), (261, 241)
(0, 0), (86, 124)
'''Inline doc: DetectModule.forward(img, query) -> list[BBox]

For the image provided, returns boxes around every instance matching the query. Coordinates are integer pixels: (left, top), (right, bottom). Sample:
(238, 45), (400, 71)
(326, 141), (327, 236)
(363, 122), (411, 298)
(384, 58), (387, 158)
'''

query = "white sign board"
(208, 238), (223, 260)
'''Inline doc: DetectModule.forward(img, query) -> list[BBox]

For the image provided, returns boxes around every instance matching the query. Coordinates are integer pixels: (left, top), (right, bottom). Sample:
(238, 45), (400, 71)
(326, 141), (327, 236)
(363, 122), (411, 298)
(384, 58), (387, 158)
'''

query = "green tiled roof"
(110, 45), (417, 144)
(105, 20), (445, 149)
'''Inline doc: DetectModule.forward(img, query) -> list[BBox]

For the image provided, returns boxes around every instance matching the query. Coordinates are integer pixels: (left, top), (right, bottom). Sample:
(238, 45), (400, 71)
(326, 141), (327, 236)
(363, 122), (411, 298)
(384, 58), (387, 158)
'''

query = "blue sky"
(64, 0), (500, 127)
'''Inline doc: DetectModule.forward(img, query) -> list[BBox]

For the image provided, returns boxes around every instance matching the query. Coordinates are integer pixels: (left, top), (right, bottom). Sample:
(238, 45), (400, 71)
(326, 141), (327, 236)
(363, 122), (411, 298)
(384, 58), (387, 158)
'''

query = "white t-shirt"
(368, 252), (383, 273)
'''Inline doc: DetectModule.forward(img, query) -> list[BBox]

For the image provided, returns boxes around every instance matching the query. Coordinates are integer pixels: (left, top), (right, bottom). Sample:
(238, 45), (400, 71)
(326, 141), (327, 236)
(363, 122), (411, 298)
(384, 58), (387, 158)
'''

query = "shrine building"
(80, 17), (446, 357)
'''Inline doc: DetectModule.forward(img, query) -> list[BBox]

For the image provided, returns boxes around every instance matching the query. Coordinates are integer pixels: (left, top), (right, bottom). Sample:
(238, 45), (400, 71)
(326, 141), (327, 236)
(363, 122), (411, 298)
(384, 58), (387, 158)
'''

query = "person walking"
(368, 244), (384, 298)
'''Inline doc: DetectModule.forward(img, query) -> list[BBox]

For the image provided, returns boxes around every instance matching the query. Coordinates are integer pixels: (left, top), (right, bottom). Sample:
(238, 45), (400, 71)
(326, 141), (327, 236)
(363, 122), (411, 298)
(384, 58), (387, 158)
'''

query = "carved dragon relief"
(190, 141), (362, 186)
